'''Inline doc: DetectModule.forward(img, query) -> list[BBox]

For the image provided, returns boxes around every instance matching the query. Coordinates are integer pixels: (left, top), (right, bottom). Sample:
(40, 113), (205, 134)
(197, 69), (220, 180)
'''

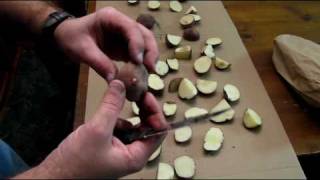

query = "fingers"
(138, 24), (159, 72)
(91, 80), (126, 134)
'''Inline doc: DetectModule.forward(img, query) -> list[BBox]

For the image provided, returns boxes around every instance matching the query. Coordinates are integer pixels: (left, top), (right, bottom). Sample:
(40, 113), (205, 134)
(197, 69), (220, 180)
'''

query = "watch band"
(42, 11), (74, 42)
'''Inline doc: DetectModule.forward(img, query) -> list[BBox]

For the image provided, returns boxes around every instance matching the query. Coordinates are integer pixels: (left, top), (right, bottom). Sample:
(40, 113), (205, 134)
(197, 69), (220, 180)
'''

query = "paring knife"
(116, 109), (227, 144)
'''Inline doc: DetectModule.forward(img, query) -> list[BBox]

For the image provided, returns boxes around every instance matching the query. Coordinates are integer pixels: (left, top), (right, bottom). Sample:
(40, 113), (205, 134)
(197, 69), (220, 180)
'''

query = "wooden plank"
(85, 1), (304, 178)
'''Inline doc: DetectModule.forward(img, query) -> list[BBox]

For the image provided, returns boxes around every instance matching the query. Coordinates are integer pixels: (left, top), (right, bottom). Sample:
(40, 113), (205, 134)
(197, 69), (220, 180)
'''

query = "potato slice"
(136, 14), (156, 29)
(206, 37), (222, 46)
(128, 0), (139, 5)
(174, 126), (192, 143)
(191, 14), (201, 22)
(166, 58), (179, 71)
(126, 116), (141, 126)
(174, 45), (192, 60)
(132, 102), (139, 115)
(201, 45), (215, 59)
(178, 78), (198, 99)
(194, 56), (212, 74)
(166, 34), (182, 48)
(168, 77), (183, 92)
(148, 145), (162, 162)
(157, 162), (174, 179)
(148, 0), (161, 10)
(196, 79), (217, 95)
(184, 107), (208, 119)
(148, 74), (165, 91)
(163, 101), (177, 117)
(184, 5), (197, 14)
(174, 156), (196, 179)
(210, 109), (235, 123)
(204, 127), (224, 151)
(243, 108), (262, 129)
(210, 99), (231, 114)
(215, 57), (231, 70)
(169, 1), (182, 12)
(183, 27), (200, 41)
(224, 84), (240, 102)
(155, 61), (169, 76)
(179, 14), (194, 28)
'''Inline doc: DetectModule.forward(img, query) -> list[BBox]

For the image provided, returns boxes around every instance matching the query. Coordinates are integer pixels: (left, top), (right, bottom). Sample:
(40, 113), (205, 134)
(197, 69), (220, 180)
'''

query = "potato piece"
(194, 56), (212, 74)
(116, 62), (148, 102)
(210, 109), (235, 123)
(184, 107), (208, 119)
(201, 45), (215, 59)
(155, 61), (169, 76)
(243, 108), (262, 129)
(148, 145), (162, 162)
(210, 99), (231, 114)
(183, 27), (200, 41)
(132, 102), (139, 115)
(148, 0), (161, 10)
(224, 84), (240, 102)
(166, 58), (179, 71)
(175, 126), (192, 143)
(178, 78), (198, 99)
(191, 14), (201, 22)
(179, 14), (194, 28)
(136, 14), (156, 29)
(174, 156), (196, 179)
(148, 74), (165, 92)
(206, 37), (222, 46)
(163, 101), (177, 117)
(166, 34), (182, 48)
(184, 5), (197, 14)
(128, 0), (139, 5)
(204, 127), (224, 151)
(174, 45), (192, 60)
(168, 77), (183, 92)
(126, 116), (141, 127)
(169, 1), (182, 12)
(215, 57), (231, 70)
(196, 79), (217, 95)
(157, 162), (174, 179)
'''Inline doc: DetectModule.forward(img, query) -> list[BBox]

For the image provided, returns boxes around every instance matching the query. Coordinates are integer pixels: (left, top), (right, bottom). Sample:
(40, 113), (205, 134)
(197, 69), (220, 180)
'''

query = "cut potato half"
(155, 61), (169, 76)
(166, 34), (182, 47)
(175, 126), (192, 143)
(204, 127), (224, 151)
(163, 101), (177, 117)
(184, 5), (197, 14)
(168, 77), (183, 92)
(174, 156), (195, 179)
(224, 84), (240, 102)
(191, 14), (201, 22)
(210, 99), (231, 114)
(201, 45), (215, 59)
(183, 27), (200, 41)
(210, 109), (235, 123)
(148, 74), (165, 91)
(178, 78), (198, 99)
(179, 14), (194, 28)
(184, 107), (208, 119)
(148, 0), (160, 10)
(206, 37), (222, 46)
(196, 79), (217, 95)
(194, 56), (212, 74)
(215, 57), (231, 70)
(128, 0), (139, 5)
(157, 162), (174, 179)
(132, 102), (139, 115)
(243, 108), (262, 129)
(169, 1), (183, 12)
(126, 116), (141, 126)
(166, 58), (179, 71)
(174, 45), (192, 60)
(148, 145), (162, 162)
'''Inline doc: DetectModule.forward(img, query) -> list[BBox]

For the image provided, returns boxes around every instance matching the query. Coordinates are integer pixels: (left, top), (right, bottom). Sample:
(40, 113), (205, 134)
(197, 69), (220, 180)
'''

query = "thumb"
(91, 80), (126, 135)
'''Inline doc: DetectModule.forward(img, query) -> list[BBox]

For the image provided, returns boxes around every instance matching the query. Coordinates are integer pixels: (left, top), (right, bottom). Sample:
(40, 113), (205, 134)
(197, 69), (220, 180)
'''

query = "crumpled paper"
(272, 34), (320, 108)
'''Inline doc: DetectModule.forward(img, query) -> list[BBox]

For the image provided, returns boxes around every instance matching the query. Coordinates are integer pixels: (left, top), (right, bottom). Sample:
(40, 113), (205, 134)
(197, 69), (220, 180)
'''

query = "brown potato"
(183, 27), (200, 41)
(136, 14), (156, 29)
(116, 62), (148, 101)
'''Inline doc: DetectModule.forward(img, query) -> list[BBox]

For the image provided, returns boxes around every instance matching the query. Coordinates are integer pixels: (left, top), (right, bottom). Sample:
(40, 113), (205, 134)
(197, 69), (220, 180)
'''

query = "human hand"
(34, 80), (167, 178)
(54, 7), (159, 81)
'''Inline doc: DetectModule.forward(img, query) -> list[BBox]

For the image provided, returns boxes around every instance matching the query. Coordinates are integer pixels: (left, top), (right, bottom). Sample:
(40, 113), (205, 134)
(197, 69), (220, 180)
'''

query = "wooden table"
(74, 1), (320, 156)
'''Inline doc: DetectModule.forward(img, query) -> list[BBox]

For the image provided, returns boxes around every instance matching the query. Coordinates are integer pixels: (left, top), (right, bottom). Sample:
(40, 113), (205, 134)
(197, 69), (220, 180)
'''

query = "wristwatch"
(41, 11), (74, 42)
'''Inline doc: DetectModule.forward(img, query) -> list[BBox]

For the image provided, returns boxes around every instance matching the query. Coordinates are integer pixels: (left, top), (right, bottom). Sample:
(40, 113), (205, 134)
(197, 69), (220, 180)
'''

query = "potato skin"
(116, 62), (148, 101)
(136, 14), (156, 29)
(183, 27), (200, 41)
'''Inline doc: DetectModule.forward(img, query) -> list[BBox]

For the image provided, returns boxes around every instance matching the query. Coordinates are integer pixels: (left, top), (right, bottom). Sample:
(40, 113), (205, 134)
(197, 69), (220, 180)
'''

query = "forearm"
(0, 1), (59, 38)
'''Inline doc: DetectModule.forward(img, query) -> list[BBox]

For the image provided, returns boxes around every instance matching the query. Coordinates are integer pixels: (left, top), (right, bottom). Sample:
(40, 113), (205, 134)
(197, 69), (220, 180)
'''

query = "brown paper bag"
(273, 34), (320, 107)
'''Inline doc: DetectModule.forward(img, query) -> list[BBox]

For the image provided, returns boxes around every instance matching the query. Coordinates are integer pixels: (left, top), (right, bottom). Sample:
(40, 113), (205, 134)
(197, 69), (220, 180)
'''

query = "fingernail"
(111, 80), (125, 94)
(107, 73), (115, 82)
(137, 51), (144, 63)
